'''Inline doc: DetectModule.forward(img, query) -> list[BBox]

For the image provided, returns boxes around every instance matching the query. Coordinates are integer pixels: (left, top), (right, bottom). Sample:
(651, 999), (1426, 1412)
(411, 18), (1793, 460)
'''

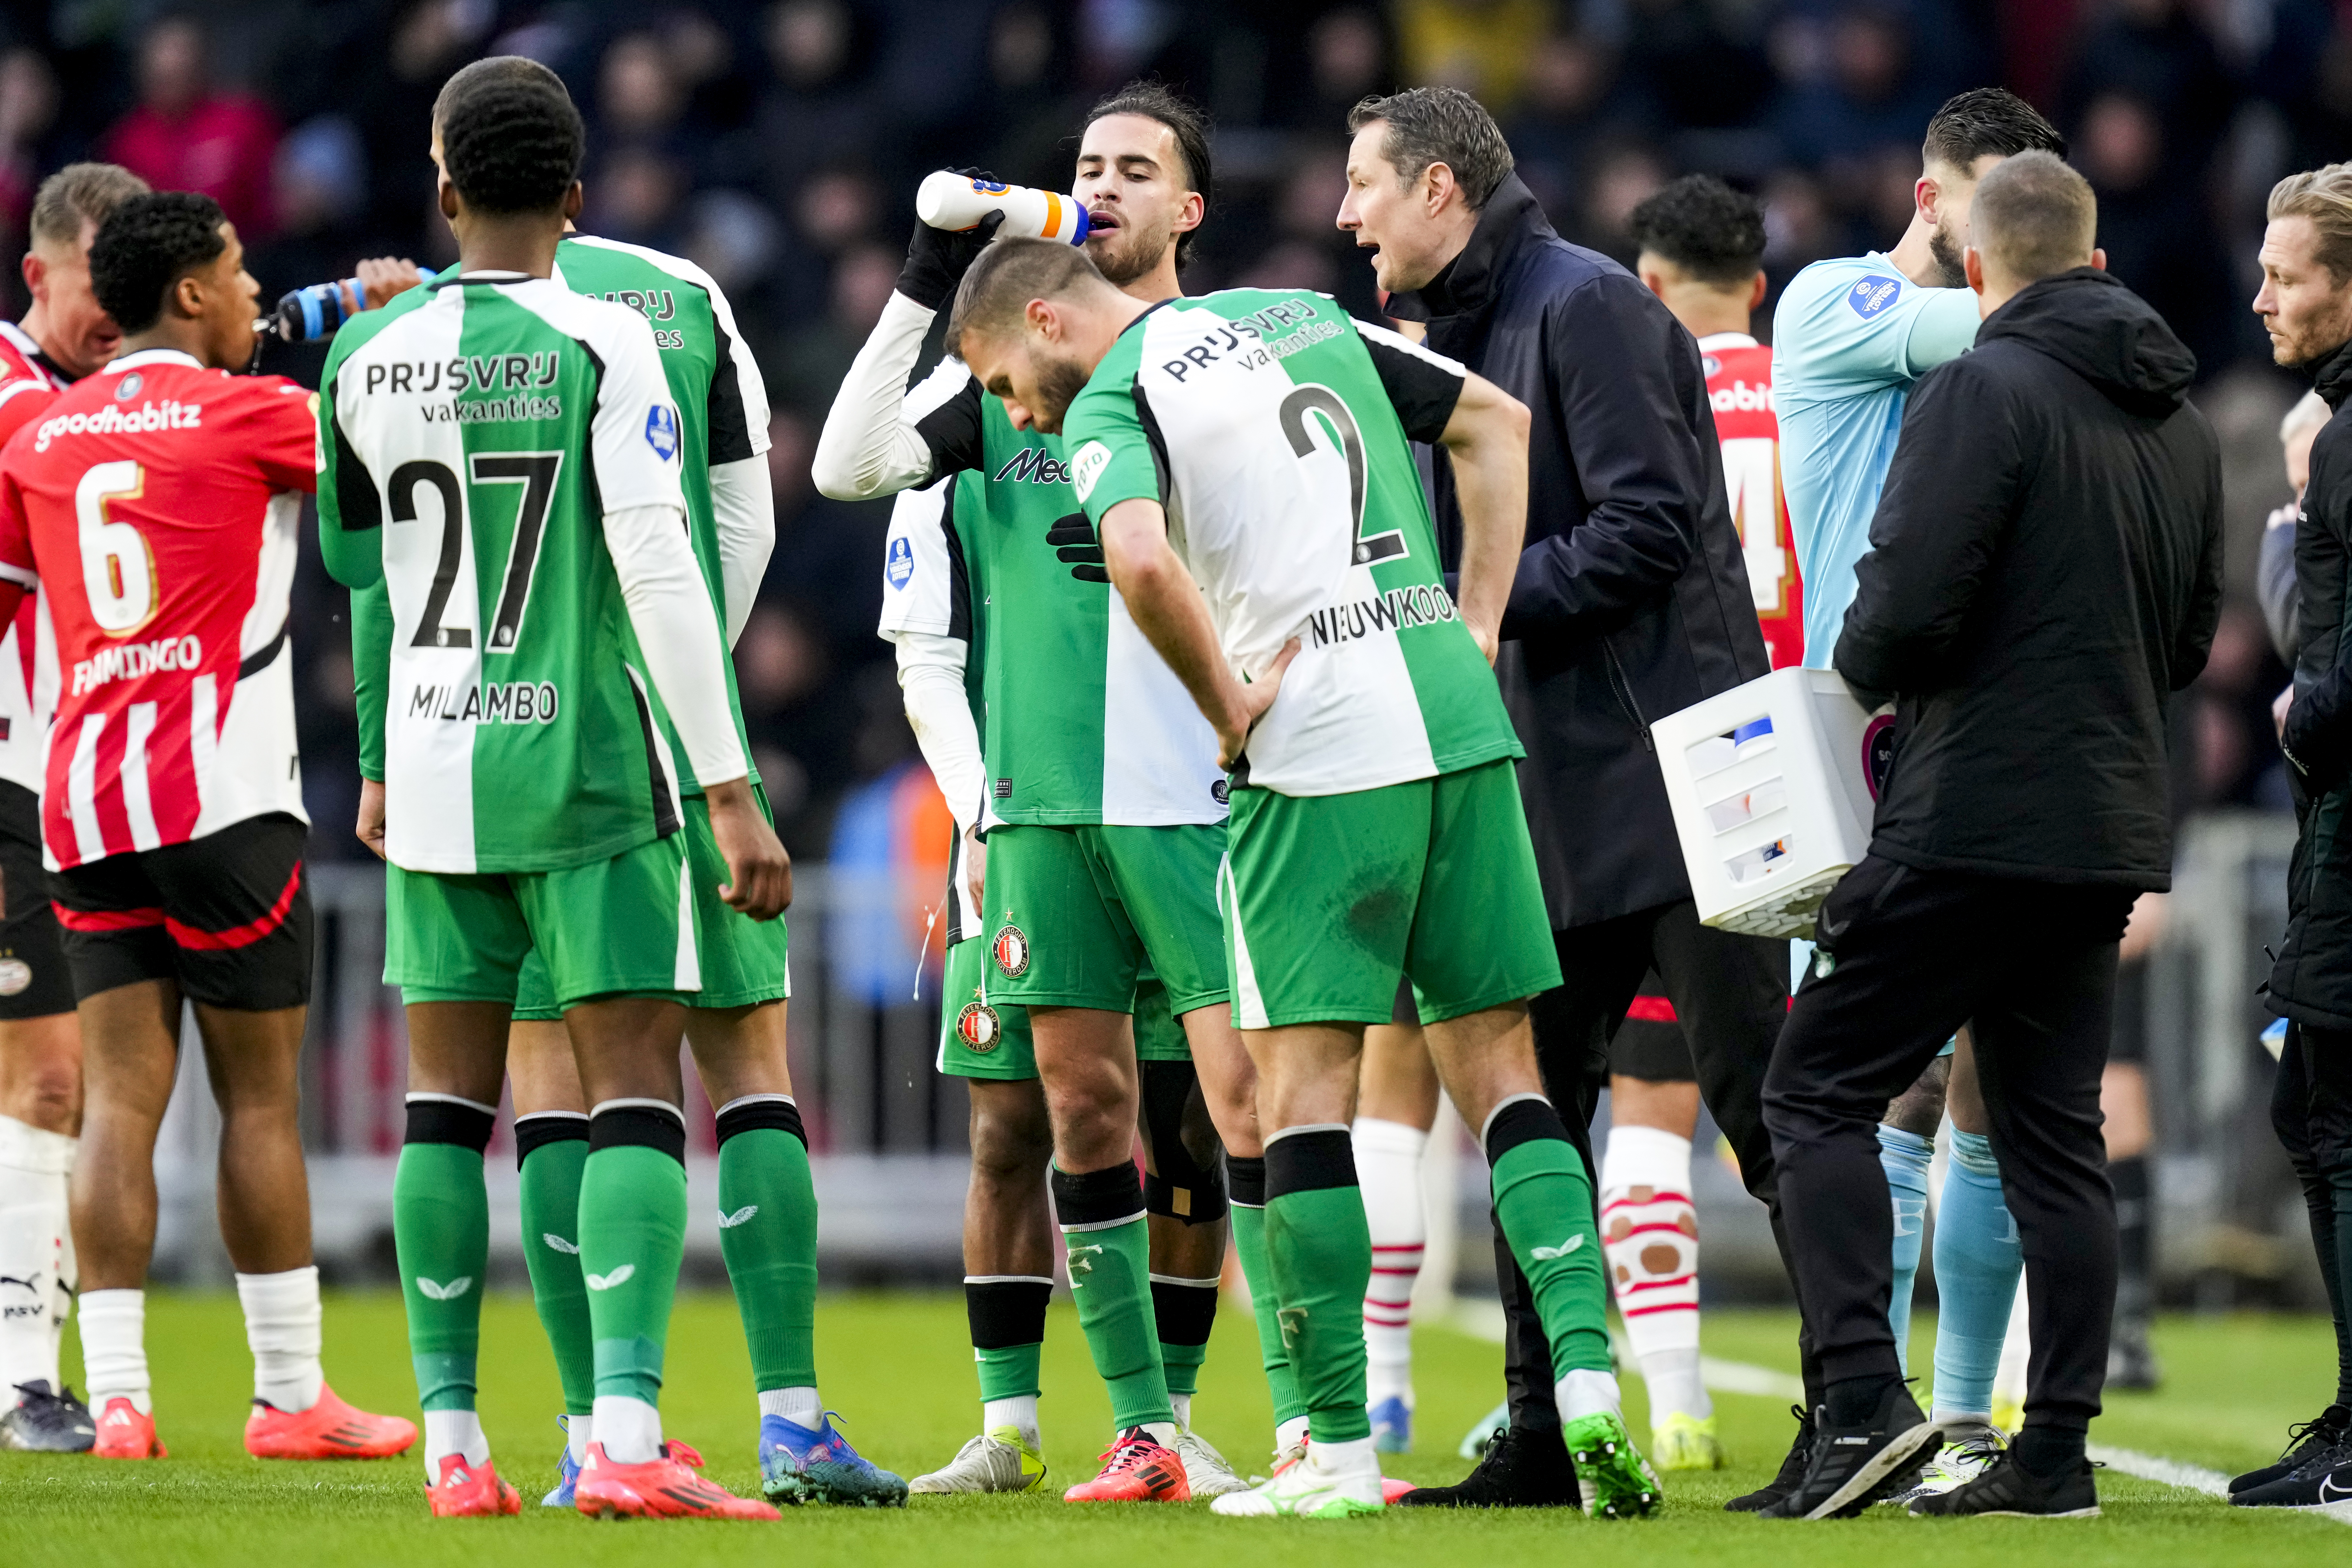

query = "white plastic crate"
(1650, 665), (1892, 939)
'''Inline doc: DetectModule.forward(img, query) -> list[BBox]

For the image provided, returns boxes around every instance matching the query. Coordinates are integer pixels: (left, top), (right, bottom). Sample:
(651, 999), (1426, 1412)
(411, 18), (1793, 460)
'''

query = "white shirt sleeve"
(605, 502), (747, 788)
(812, 290), (947, 499)
(876, 474), (961, 637)
(709, 455), (774, 646)
(894, 631), (983, 833)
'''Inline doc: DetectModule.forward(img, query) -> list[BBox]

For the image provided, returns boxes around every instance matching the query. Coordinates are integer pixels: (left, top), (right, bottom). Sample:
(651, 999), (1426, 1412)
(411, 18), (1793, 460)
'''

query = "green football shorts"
(937, 933), (1191, 1080)
(980, 822), (1228, 1017)
(508, 790), (791, 1022)
(1220, 759), (1560, 1029)
(387, 831), (699, 1012)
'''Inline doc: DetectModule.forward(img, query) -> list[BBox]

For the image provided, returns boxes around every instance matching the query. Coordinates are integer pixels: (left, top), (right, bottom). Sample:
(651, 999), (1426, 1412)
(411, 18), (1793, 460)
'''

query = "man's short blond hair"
(945, 237), (1111, 354)
(29, 163), (150, 250)
(1971, 150), (2096, 287)
(2269, 163), (2352, 284)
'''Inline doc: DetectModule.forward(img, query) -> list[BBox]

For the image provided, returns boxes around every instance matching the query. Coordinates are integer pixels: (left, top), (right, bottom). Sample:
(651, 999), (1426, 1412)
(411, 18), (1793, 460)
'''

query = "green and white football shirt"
(320, 272), (734, 873)
(875, 357), (1225, 828)
(1063, 290), (1520, 798)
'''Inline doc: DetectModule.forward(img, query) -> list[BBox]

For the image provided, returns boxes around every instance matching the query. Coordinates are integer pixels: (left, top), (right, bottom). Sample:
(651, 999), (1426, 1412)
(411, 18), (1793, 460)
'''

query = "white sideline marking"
(1441, 1304), (2352, 1526)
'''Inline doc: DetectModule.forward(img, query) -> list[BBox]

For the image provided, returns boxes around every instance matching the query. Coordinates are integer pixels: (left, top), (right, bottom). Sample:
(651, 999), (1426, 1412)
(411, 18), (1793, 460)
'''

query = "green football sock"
(1264, 1130), (1373, 1444)
(579, 1121), (688, 1406)
(1152, 1275), (1218, 1400)
(1052, 1163), (1173, 1431)
(967, 1278), (1051, 1404)
(394, 1099), (494, 1414)
(1227, 1160), (1306, 1425)
(1489, 1106), (1613, 1379)
(516, 1118), (594, 1416)
(715, 1111), (819, 1393)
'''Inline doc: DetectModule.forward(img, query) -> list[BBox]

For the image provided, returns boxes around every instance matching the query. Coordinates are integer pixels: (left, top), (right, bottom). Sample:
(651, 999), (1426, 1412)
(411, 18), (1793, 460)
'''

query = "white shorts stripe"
(673, 851), (701, 992)
(66, 714), (104, 864)
(1218, 851), (1268, 1029)
(121, 701), (160, 852)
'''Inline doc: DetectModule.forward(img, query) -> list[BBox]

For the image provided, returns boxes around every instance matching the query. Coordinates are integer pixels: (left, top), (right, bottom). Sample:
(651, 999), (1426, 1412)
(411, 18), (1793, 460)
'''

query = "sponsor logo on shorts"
(885, 536), (915, 589)
(0, 958), (31, 996)
(1847, 275), (1902, 318)
(992, 922), (1030, 979)
(1862, 713), (1897, 800)
(1210, 778), (1229, 804)
(956, 999), (1004, 1051)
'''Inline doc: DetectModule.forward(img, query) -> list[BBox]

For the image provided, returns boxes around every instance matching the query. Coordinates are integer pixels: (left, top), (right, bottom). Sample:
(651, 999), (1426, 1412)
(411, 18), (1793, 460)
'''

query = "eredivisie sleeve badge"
(991, 918), (1030, 978)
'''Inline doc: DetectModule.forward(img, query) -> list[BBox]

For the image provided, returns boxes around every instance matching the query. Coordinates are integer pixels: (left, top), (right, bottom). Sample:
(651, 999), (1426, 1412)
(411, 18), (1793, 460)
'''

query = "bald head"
(1971, 150), (2097, 294)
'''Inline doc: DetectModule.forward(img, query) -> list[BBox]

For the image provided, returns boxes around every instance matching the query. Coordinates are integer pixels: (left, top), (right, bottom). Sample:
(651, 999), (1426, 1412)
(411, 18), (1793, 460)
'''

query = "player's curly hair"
(1628, 175), (1766, 288)
(88, 191), (226, 335)
(437, 69), (583, 216)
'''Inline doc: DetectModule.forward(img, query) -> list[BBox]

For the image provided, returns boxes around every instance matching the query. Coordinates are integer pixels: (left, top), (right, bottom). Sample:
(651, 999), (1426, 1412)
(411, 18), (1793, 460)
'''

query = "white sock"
(1309, 1432), (1377, 1471)
(1139, 1419), (1178, 1446)
(1169, 1390), (1192, 1428)
(983, 1394), (1039, 1444)
(1600, 1124), (1711, 1422)
(236, 1266), (323, 1413)
(0, 1114), (72, 1396)
(566, 1413), (592, 1467)
(78, 1288), (148, 1414)
(1992, 1274), (2030, 1419)
(593, 1393), (663, 1464)
(423, 1408), (489, 1477)
(1354, 1116), (1427, 1406)
(1555, 1367), (1623, 1423)
(1276, 1414), (1309, 1451)
(757, 1386), (821, 1427)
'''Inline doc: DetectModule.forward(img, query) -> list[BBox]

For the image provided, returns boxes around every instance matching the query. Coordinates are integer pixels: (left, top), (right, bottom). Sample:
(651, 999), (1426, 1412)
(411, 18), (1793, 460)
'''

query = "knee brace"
(1139, 1059), (1227, 1224)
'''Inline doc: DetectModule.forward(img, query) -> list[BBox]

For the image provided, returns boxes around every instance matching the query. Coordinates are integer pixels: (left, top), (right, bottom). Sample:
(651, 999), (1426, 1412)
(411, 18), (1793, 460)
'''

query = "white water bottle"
(916, 171), (1090, 245)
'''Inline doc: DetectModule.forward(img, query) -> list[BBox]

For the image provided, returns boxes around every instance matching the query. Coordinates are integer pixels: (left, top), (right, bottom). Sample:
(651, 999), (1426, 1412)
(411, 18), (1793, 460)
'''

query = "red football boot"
(245, 1383), (417, 1460)
(425, 1452), (523, 1517)
(1062, 1428), (1191, 1502)
(574, 1442), (781, 1520)
(90, 1397), (166, 1460)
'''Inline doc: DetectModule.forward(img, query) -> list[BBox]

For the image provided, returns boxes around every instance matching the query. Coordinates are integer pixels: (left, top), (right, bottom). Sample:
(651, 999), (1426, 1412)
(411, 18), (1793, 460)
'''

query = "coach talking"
(1338, 87), (1787, 1507)
(1762, 152), (2222, 1521)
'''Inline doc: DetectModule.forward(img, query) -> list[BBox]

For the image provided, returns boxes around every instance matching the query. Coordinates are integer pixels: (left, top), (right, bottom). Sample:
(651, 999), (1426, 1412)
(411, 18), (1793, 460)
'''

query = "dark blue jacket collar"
(1384, 172), (1556, 324)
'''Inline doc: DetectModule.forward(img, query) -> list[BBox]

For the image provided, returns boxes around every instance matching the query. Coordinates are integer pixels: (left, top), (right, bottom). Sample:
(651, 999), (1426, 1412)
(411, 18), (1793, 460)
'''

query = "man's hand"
(356, 257), (425, 309)
(704, 777), (792, 919)
(356, 778), (387, 860)
(896, 193), (1006, 312)
(962, 824), (987, 917)
(1215, 639), (1300, 768)
(1465, 619), (1499, 667)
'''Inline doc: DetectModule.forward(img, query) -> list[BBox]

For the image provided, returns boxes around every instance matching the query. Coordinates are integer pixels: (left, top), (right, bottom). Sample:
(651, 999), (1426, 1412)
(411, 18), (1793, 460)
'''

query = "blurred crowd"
(0, 0), (2331, 855)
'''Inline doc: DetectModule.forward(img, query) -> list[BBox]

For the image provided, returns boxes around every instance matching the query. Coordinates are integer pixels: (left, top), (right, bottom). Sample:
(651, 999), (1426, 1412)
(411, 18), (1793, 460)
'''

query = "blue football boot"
(759, 1411), (909, 1507)
(1370, 1395), (1413, 1454)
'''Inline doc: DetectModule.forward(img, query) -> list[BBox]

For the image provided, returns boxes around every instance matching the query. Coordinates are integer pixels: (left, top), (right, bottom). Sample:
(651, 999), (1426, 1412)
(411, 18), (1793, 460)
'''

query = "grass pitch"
(5, 1292), (2348, 1566)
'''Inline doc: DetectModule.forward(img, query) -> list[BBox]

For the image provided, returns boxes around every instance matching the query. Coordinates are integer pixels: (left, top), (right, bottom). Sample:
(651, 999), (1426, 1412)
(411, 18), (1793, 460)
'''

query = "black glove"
(1049, 512), (1109, 583)
(897, 171), (1007, 311)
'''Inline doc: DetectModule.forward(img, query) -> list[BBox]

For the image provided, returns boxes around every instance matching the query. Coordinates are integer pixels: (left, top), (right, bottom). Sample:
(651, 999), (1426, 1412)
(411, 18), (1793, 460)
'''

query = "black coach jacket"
(1835, 267), (2222, 890)
(2273, 337), (2352, 1026)
(1387, 174), (1768, 930)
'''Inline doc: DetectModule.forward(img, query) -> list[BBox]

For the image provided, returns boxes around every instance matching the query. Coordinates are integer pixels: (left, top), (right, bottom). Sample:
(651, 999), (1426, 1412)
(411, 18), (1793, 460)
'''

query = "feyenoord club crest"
(992, 921), (1030, 978)
(956, 999), (1003, 1052)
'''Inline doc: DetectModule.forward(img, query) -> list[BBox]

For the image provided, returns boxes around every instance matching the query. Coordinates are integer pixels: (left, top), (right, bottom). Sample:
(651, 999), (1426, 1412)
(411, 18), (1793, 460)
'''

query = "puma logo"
(585, 1264), (636, 1291)
(1531, 1234), (1587, 1261)
(415, 1276), (473, 1301)
(718, 1205), (759, 1228)
(541, 1233), (579, 1254)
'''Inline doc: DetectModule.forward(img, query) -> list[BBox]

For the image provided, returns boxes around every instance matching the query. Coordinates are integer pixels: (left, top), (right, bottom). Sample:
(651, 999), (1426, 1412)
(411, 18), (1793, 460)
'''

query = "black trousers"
(1498, 897), (1792, 1431)
(1763, 855), (2132, 1434)
(2272, 1022), (2352, 1407)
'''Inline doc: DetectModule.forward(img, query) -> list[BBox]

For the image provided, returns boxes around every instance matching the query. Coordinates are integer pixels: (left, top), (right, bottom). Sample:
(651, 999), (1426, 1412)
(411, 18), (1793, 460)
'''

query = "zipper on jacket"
(1603, 638), (1653, 752)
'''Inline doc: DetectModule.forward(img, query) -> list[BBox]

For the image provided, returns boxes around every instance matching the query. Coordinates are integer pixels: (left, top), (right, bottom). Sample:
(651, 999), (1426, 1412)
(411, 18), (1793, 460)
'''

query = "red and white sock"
(1354, 1116), (1427, 1407)
(1601, 1125), (1710, 1422)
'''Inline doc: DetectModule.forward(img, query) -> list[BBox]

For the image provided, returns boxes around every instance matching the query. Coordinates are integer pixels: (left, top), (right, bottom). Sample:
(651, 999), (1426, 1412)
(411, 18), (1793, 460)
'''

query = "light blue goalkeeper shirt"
(1772, 252), (1981, 664)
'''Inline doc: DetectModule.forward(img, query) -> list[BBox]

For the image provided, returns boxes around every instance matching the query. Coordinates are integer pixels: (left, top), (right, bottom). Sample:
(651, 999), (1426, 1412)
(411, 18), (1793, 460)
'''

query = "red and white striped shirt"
(0, 321), (69, 797)
(0, 350), (315, 868)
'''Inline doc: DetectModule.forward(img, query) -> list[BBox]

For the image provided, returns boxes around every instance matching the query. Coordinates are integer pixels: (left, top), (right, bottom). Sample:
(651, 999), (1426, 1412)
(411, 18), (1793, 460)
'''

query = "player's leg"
(1877, 1055), (1944, 1377)
(913, 922), (1055, 1495)
(983, 823), (1180, 1501)
(528, 835), (775, 1520)
(1601, 982), (1714, 1469)
(1096, 822), (1251, 1495)
(1916, 1031), (2024, 1499)
(2103, 1049), (2159, 1390)
(0, 770), (87, 1450)
(506, 994), (596, 1502)
(380, 855), (534, 1514)
(1356, 1001), (1436, 1455)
